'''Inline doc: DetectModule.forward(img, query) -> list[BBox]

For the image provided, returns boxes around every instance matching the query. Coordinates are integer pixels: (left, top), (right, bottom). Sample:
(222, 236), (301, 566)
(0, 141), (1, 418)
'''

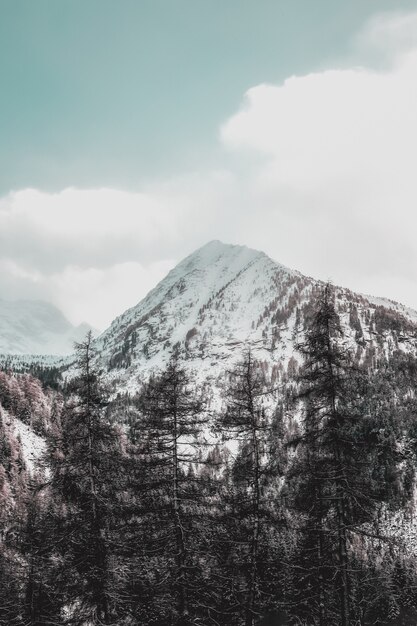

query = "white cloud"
(218, 11), (417, 305)
(2, 10), (417, 328)
(355, 10), (417, 61)
(221, 54), (417, 191)
(48, 261), (176, 331)
(0, 187), (185, 269)
(0, 176), (237, 328)
(0, 257), (176, 330)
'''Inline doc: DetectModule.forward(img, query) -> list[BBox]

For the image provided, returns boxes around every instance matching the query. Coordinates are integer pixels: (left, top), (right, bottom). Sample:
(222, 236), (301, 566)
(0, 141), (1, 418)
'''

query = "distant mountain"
(96, 240), (417, 393)
(0, 298), (94, 356)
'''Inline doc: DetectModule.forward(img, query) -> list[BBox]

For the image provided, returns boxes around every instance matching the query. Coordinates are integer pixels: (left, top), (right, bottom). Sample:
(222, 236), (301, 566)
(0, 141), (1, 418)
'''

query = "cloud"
(0, 257), (176, 330)
(0, 175), (238, 328)
(221, 51), (417, 192)
(48, 262), (177, 331)
(2, 10), (417, 328)
(0, 187), (185, 270)
(354, 10), (417, 61)
(219, 11), (417, 304)
(0, 172), (237, 269)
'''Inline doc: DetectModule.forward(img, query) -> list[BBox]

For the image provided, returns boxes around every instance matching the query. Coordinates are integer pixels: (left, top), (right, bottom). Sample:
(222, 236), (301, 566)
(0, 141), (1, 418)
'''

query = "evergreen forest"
(1, 286), (417, 626)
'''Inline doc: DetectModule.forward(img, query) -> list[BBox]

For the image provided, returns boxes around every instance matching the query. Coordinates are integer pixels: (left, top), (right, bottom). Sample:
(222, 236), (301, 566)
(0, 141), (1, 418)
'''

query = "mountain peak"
(169, 241), (276, 286)
(92, 239), (417, 393)
(96, 240), (301, 378)
(193, 239), (261, 255)
(180, 239), (265, 266)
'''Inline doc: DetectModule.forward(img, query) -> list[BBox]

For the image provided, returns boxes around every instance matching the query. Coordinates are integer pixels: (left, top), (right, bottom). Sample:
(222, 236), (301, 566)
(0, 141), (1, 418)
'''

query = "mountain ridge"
(94, 240), (417, 395)
(3, 241), (417, 381)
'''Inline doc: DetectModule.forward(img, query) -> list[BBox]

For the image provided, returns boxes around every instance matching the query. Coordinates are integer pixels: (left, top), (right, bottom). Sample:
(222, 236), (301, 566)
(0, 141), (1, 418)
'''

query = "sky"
(2, 0), (417, 330)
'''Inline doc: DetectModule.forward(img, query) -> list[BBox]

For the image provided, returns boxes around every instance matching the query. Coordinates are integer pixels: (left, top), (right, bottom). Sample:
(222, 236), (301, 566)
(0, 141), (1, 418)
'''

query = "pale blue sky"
(2, 0), (417, 194)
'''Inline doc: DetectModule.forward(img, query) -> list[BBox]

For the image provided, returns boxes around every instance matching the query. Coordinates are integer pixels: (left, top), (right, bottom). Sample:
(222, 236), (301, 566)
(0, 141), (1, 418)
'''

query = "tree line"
(1, 285), (417, 625)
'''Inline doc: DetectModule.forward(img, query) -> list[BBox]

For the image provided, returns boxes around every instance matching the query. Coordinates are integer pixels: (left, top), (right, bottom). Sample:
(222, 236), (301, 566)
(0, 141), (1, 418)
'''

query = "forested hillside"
(2, 286), (417, 625)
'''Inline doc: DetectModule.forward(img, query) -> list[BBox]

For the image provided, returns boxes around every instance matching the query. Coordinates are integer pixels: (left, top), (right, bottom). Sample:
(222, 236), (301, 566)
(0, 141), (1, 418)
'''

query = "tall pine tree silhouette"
(49, 331), (123, 624)
(216, 350), (282, 626)
(289, 284), (400, 626)
(128, 356), (208, 626)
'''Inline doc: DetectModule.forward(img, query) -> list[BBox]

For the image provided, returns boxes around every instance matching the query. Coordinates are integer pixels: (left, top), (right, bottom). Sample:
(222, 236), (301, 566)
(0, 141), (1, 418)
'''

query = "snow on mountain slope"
(95, 241), (295, 381)
(0, 298), (94, 356)
(12, 417), (46, 473)
(96, 240), (417, 394)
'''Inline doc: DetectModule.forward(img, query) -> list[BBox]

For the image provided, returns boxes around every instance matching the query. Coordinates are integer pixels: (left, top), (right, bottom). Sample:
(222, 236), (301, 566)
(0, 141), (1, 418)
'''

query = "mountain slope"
(96, 240), (417, 392)
(0, 298), (94, 356)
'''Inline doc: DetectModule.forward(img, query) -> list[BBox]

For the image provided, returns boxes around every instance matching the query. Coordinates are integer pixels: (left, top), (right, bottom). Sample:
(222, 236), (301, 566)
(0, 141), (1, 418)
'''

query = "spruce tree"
(288, 284), (400, 626)
(48, 331), (124, 625)
(215, 350), (284, 626)
(127, 356), (208, 626)
(20, 487), (64, 626)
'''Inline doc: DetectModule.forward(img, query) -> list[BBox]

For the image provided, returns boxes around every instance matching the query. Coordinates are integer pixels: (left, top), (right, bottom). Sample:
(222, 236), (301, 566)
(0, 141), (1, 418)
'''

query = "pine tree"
(48, 331), (125, 624)
(20, 486), (64, 626)
(126, 356), (208, 626)
(215, 350), (284, 626)
(288, 284), (400, 626)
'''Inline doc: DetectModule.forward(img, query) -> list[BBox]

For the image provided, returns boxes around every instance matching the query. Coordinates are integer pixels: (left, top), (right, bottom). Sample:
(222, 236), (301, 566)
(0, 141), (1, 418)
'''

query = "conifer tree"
(215, 350), (283, 626)
(20, 487), (64, 626)
(48, 331), (124, 624)
(288, 284), (400, 626)
(127, 356), (208, 626)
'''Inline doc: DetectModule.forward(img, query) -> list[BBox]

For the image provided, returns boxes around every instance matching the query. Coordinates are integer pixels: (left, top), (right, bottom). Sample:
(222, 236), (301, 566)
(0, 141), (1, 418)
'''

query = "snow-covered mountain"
(96, 240), (417, 392)
(0, 298), (94, 356)
(2, 240), (416, 387)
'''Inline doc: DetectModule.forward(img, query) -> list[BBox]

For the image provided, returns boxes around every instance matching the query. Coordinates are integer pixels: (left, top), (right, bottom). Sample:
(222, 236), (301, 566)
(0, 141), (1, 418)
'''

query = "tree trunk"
(246, 366), (260, 626)
(172, 387), (189, 624)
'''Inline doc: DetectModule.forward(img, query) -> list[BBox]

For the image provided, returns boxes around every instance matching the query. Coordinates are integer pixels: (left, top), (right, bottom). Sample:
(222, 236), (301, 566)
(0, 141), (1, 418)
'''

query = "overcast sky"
(2, 1), (417, 330)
